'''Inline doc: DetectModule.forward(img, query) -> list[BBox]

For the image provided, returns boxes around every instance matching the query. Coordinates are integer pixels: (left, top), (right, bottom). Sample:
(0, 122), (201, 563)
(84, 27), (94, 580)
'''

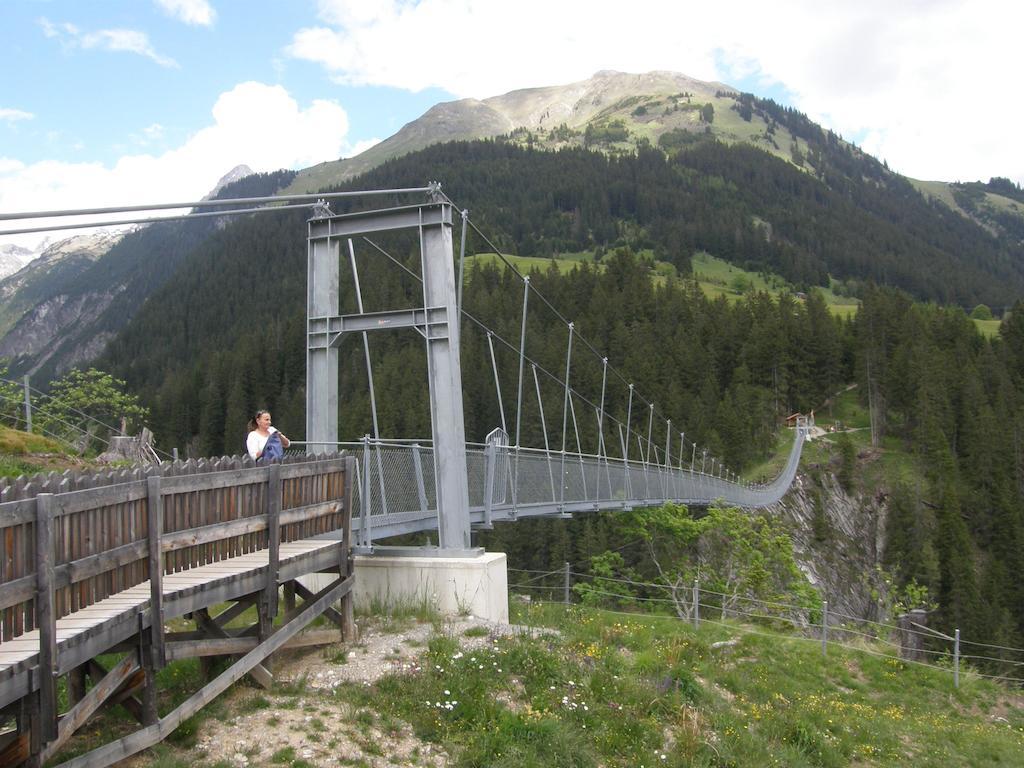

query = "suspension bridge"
(0, 184), (808, 767)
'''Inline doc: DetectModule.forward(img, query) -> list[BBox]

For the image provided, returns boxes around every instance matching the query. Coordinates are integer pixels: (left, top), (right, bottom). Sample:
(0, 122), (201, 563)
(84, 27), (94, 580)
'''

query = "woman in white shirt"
(246, 410), (290, 460)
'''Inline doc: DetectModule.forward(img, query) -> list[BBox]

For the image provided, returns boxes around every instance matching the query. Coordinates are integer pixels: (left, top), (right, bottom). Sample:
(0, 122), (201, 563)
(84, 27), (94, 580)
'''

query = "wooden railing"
(0, 454), (350, 644)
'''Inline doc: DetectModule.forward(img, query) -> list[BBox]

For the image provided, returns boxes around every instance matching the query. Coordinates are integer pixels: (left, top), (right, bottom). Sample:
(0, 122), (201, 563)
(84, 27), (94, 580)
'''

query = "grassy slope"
(468, 248), (863, 318)
(0, 424), (81, 477)
(55, 605), (1022, 768)
(364, 602), (1021, 768)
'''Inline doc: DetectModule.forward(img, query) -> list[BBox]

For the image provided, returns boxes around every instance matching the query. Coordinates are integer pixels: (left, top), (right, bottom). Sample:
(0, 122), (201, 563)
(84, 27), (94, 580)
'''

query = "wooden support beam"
(53, 574), (354, 768)
(165, 629), (342, 662)
(211, 594), (259, 629)
(66, 667), (87, 708)
(165, 637), (258, 662)
(86, 660), (145, 724)
(283, 581), (296, 612)
(291, 581), (345, 630)
(39, 654), (139, 764)
(195, 610), (273, 689)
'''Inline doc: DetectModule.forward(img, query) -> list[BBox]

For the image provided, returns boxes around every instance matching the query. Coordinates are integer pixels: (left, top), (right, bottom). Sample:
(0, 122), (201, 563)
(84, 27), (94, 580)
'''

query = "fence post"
(145, 476), (165, 668)
(822, 600), (829, 657)
(483, 441), (496, 528)
(954, 628), (960, 689)
(265, 464), (282, 625)
(693, 578), (700, 628)
(23, 375), (32, 432)
(360, 435), (372, 549)
(563, 562), (571, 604)
(35, 493), (57, 742)
(412, 443), (429, 514)
(897, 609), (928, 661)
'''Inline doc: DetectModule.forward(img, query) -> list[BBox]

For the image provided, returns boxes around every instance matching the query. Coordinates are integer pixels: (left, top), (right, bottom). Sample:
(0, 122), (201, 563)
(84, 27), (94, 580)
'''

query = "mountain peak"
(203, 165), (255, 201)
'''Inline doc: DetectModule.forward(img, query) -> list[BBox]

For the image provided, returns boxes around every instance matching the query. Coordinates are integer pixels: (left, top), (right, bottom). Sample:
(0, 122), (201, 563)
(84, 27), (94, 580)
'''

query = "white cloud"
(39, 17), (179, 68)
(155, 0), (217, 26)
(288, 0), (1023, 185)
(0, 83), (350, 248)
(0, 109), (34, 123)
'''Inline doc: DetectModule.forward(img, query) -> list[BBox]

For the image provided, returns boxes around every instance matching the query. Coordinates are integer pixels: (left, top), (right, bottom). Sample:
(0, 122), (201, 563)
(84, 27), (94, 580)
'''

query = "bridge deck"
(0, 534), (343, 710)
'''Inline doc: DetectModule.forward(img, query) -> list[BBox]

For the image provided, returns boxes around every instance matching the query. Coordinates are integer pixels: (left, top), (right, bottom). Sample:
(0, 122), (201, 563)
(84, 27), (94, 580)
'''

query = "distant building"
(785, 411), (815, 428)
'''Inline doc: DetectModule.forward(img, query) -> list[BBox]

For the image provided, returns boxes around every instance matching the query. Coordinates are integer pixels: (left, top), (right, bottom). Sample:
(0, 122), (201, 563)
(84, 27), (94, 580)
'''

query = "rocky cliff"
(771, 457), (888, 621)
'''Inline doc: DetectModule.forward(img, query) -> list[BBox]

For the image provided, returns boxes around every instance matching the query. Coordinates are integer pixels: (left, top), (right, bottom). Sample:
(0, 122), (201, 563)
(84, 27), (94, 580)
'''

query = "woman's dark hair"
(247, 410), (269, 433)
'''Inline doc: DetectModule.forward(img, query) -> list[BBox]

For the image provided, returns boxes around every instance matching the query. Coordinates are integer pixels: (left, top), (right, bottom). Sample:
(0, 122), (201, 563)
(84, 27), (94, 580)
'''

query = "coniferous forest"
(95, 138), (1024, 651)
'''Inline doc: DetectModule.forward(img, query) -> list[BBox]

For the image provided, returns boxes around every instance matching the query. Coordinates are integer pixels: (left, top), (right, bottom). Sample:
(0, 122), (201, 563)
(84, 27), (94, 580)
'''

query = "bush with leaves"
(572, 551), (638, 608)
(34, 368), (150, 453)
(613, 502), (819, 622)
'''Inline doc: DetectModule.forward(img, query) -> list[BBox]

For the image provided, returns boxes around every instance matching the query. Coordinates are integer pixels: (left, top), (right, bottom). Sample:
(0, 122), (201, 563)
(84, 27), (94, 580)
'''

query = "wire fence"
(0, 375), (173, 461)
(507, 566), (1024, 689)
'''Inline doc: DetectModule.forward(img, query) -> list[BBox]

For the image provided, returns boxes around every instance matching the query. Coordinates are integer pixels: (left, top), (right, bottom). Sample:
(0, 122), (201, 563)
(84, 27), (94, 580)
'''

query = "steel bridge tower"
(305, 187), (473, 551)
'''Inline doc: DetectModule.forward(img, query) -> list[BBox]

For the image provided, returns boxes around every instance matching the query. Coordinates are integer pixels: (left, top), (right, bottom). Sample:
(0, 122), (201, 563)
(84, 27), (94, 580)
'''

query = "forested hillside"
(347, 140), (1022, 305)
(0, 169), (297, 380)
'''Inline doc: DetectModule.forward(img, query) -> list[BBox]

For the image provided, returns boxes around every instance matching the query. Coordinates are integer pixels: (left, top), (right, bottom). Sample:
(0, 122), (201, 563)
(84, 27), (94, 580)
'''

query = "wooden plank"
(161, 468), (268, 495)
(0, 574), (35, 613)
(52, 483), (148, 518)
(279, 458), (346, 481)
(0, 500), (37, 528)
(159, 515), (269, 553)
(165, 637), (257, 661)
(279, 501), (343, 528)
(63, 541), (148, 591)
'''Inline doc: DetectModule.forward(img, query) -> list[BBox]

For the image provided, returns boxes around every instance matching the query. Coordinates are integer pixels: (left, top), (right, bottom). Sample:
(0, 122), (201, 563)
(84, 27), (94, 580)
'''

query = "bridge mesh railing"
(323, 427), (806, 545)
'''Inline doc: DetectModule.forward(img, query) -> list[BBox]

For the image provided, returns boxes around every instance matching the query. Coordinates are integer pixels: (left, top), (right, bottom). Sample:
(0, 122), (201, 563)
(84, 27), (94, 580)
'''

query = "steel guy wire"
(961, 654), (1024, 666)
(568, 569), (824, 614)
(0, 188), (436, 222)
(520, 598), (961, 679)
(364, 232), (715, 473)
(360, 235), (662, 452)
(445, 195), (718, 468)
(3, 377), (123, 438)
(970, 671), (1024, 685)
(956, 636), (1024, 655)
(555, 570), (946, 643)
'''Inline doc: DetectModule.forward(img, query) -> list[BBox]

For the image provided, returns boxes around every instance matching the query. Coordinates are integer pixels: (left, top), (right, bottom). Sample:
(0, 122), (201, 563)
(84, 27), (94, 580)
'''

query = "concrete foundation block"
(353, 551), (508, 623)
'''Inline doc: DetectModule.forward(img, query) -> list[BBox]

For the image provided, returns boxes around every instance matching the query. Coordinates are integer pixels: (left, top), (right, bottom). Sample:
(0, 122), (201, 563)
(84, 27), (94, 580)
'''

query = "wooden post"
(341, 455), (356, 642)
(138, 614), (159, 727)
(898, 609), (927, 661)
(260, 462), (280, 671)
(146, 476), (165, 667)
(67, 666), (88, 707)
(35, 493), (57, 743)
(283, 582), (296, 612)
(264, 464), (281, 628)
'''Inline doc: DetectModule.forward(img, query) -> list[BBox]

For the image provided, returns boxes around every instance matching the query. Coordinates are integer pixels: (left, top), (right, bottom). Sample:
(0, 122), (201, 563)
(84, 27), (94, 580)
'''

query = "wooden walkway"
(0, 454), (356, 768)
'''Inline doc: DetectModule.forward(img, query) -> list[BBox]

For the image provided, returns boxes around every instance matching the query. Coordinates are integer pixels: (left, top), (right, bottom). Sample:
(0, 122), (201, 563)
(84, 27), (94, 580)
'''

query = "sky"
(1, 0), (1021, 251)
